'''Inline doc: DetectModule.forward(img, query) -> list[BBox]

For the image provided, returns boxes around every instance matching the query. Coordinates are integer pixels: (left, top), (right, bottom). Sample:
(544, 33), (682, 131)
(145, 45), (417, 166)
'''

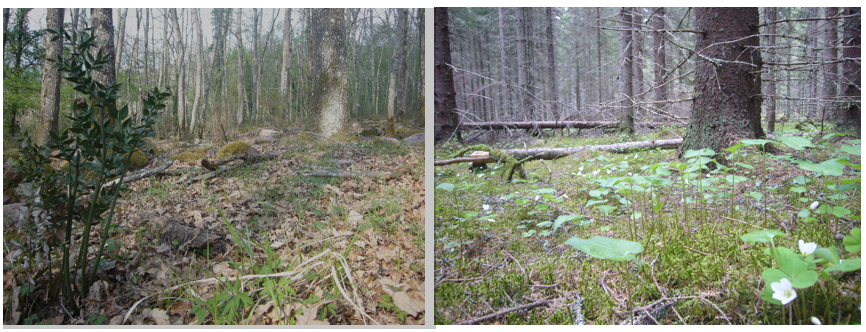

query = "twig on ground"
(455, 297), (553, 325)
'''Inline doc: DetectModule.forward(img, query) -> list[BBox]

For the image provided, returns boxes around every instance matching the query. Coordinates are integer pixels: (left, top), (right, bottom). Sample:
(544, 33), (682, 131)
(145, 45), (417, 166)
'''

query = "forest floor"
(4, 125), (425, 325)
(433, 123), (860, 325)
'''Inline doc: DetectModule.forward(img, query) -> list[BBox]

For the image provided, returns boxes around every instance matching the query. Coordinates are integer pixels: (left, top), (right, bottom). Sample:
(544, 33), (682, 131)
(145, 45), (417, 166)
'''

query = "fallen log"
(458, 121), (680, 130)
(434, 138), (683, 166)
(185, 150), (286, 185)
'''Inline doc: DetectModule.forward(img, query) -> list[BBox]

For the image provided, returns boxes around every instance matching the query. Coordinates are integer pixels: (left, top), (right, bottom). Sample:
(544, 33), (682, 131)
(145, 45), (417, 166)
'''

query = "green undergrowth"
(434, 128), (860, 325)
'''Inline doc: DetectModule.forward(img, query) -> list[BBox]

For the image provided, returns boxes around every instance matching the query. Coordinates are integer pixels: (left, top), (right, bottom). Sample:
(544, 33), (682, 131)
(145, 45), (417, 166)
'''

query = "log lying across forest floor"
(434, 138), (683, 166)
(458, 120), (682, 130)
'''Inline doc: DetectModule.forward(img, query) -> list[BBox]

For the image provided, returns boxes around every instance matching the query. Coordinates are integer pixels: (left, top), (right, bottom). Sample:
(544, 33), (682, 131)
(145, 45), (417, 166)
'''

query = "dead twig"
(455, 297), (553, 325)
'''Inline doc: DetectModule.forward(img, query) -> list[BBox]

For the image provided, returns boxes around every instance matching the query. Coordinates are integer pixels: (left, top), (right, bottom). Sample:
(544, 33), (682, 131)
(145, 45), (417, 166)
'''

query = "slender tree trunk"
(37, 8), (64, 147)
(189, 9), (203, 133)
(498, 8), (512, 119)
(309, 8), (348, 138)
(170, 9), (186, 134)
(546, 7), (559, 122)
(143, 9), (149, 89)
(250, 9), (260, 120)
(132, 9), (141, 120)
(434, 7), (460, 142)
(596, 8), (603, 105)
(823, 7), (839, 119)
(573, 8), (581, 115)
(3, 8), (10, 51)
(115, 8), (128, 82)
(417, 8), (425, 124)
(619, 7), (635, 134)
(653, 7), (667, 111)
(808, 7), (819, 114)
(516, 8), (530, 120)
(397, 8), (409, 118)
(280, 8), (293, 118)
(633, 8), (645, 109)
(764, 7), (777, 133)
(236, 8), (246, 125)
(681, 8), (765, 156)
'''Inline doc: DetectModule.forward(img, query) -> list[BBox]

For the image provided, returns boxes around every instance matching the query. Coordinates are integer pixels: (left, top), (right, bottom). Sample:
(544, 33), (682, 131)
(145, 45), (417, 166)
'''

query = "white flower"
(810, 201), (820, 210)
(798, 240), (817, 256)
(482, 204), (491, 211)
(628, 172), (633, 176)
(562, 194), (569, 199)
(771, 278), (797, 305)
(534, 195), (541, 201)
(810, 317), (821, 325)
(706, 173), (711, 178)
(606, 169), (611, 174)
(579, 166), (584, 171)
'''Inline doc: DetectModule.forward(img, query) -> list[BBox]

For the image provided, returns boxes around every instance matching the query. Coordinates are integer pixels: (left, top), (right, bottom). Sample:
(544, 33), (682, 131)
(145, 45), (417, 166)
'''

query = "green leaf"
(684, 148), (715, 158)
(814, 247), (840, 266)
(536, 221), (553, 228)
(789, 186), (807, 194)
(535, 188), (557, 194)
(840, 144), (861, 156)
(586, 199), (606, 207)
(564, 236), (644, 261)
(741, 139), (774, 146)
(740, 229), (787, 243)
(824, 258), (861, 272)
(797, 209), (810, 219)
(795, 159), (845, 176)
(435, 183), (454, 192)
(829, 206), (851, 218)
(522, 230), (537, 238)
(843, 228), (861, 253)
(594, 205), (616, 216)
(776, 136), (815, 151)
(554, 215), (583, 229)
(724, 143), (745, 153)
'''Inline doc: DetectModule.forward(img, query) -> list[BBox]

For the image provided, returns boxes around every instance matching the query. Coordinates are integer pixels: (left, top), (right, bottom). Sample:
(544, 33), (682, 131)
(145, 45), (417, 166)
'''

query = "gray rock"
(402, 132), (425, 145)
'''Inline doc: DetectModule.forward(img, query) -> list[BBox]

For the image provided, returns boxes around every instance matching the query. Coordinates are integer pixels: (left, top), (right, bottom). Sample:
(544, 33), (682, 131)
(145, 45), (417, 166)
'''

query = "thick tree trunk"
(90, 9), (116, 88)
(838, 7), (861, 134)
(682, 8), (765, 157)
(309, 9), (348, 138)
(653, 7), (667, 112)
(280, 8), (293, 117)
(236, 8), (245, 125)
(619, 8), (635, 134)
(3, 8), (10, 51)
(434, 8), (460, 142)
(764, 8), (777, 133)
(37, 8), (64, 147)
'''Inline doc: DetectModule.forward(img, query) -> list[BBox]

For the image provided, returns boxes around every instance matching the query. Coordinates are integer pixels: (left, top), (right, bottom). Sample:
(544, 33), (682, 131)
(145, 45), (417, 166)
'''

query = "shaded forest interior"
(436, 7), (860, 141)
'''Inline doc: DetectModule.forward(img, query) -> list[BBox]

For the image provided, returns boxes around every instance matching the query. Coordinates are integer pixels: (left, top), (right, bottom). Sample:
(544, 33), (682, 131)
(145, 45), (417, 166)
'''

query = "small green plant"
(14, 26), (169, 316)
(378, 293), (409, 323)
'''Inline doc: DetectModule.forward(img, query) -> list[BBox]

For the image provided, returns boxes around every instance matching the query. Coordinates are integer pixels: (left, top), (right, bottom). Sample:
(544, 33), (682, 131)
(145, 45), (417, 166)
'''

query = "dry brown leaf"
(392, 291), (423, 316)
(213, 262), (239, 277)
(146, 308), (171, 325)
(295, 303), (330, 325)
(169, 300), (193, 316)
(347, 210), (363, 226)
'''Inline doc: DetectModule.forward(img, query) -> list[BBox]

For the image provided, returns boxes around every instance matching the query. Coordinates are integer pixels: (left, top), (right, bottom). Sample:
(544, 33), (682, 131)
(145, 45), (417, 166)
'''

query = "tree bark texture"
(682, 8), (765, 156)
(516, 8), (531, 119)
(190, 9), (204, 133)
(309, 8), (348, 138)
(838, 7), (861, 133)
(434, 8), (459, 142)
(236, 8), (245, 125)
(37, 8), (64, 147)
(280, 8), (293, 117)
(764, 7), (777, 133)
(619, 7), (635, 134)
(653, 7), (668, 111)
(115, 8), (127, 80)
(397, 9), (409, 117)
(823, 7), (838, 116)
(90, 9), (116, 88)
(170, 9), (186, 134)
(546, 7), (559, 122)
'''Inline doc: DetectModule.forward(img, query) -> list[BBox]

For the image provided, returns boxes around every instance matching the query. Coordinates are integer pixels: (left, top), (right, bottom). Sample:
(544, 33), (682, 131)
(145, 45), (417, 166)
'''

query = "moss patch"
(171, 150), (206, 162)
(4, 148), (22, 162)
(215, 141), (251, 159)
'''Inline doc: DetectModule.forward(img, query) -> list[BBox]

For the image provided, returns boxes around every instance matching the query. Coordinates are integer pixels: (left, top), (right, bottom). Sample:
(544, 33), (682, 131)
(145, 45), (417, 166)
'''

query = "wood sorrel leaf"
(843, 228), (861, 253)
(740, 229), (787, 243)
(565, 236), (644, 261)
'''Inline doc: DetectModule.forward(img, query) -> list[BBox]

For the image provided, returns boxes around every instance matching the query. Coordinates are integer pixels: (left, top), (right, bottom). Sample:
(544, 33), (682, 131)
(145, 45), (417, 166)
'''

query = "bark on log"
(102, 159), (174, 189)
(435, 138), (682, 166)
(458, 121), (679, 130)
(434, 155), (495, 166)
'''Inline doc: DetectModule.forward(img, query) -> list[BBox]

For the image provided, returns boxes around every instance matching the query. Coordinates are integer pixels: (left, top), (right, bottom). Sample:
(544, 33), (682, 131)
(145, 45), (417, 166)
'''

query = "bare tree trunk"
(516, 8), (530, 120)
(3, 8), (10, 51)
(158, 9), (168, 88)
(546, 7), (559, 123)
(417, 8), (425, 125)
(189, 9), (203, 133)
(808, 7), (819, 114)
(823, 7), (839, 119)
(397, 9), (409, 119)
(170, 9), (186, 135)
(37, 8), (64, 147)
(434, 7), (460, 142)
(619, 7), (635, 134)
(115, 8), (128, 81)
(497, 8), (512, 119)
(236, 8), (245, 125)
(573, 9), (581, 115)
(682, 8), (765, 156)
(143, 9), (149, 89)
(764, 7), (777, 133)
(90, 9), (116, 88)
(596, 8), (603, 105)
(653, 7), (667, 112)
(838, 7), (861, 134)
(131, 9), (141, 120)
(280, 8), (293, 119)
(309, 9), (348, 138)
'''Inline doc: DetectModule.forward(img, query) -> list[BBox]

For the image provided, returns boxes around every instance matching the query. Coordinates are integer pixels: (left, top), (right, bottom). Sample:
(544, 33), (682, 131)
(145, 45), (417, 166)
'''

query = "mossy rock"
(215, 141), (251, 159)
(171, 150), (206, 162)
(142, 139), (162, 156)
(360, 127), (382, 137)
(4, 148), (22, 163)
(128, 150), (149, 170)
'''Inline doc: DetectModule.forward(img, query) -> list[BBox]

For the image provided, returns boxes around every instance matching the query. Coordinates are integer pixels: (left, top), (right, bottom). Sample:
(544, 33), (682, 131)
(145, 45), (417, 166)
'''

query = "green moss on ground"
(171, 150), (205, 162)
(215, 141), (251, 159)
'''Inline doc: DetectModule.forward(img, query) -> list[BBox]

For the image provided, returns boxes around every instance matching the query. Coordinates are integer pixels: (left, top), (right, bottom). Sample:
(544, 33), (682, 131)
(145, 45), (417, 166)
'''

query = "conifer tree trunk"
(434, 7), (459, 142)
(838, 7), (861, 133)
(764, 7), (777, 132)
(823, 7), (839, 118)
(236, 8), (246, 125)
(653, 7), (667, 111)
(618, 7), (635, 134)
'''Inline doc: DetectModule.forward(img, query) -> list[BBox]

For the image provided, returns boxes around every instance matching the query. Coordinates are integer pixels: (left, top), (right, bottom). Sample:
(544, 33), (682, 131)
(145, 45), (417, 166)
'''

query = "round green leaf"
(740, 229), (787, 243)
(565, 236), (644, 261)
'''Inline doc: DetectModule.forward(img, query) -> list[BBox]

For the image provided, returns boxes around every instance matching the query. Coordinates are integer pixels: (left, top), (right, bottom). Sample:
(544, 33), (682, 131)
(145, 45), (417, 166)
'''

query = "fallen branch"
(434, 155), (494, 166)
(102, 159), (174, 189)
(455, 297), (552, 325)
(458, 120), (680, 130)
(298, 165), (388, 179)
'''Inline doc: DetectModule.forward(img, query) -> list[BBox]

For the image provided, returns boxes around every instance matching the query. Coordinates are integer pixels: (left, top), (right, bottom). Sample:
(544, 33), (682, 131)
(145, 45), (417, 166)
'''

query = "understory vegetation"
(434, 124), (860, 325)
